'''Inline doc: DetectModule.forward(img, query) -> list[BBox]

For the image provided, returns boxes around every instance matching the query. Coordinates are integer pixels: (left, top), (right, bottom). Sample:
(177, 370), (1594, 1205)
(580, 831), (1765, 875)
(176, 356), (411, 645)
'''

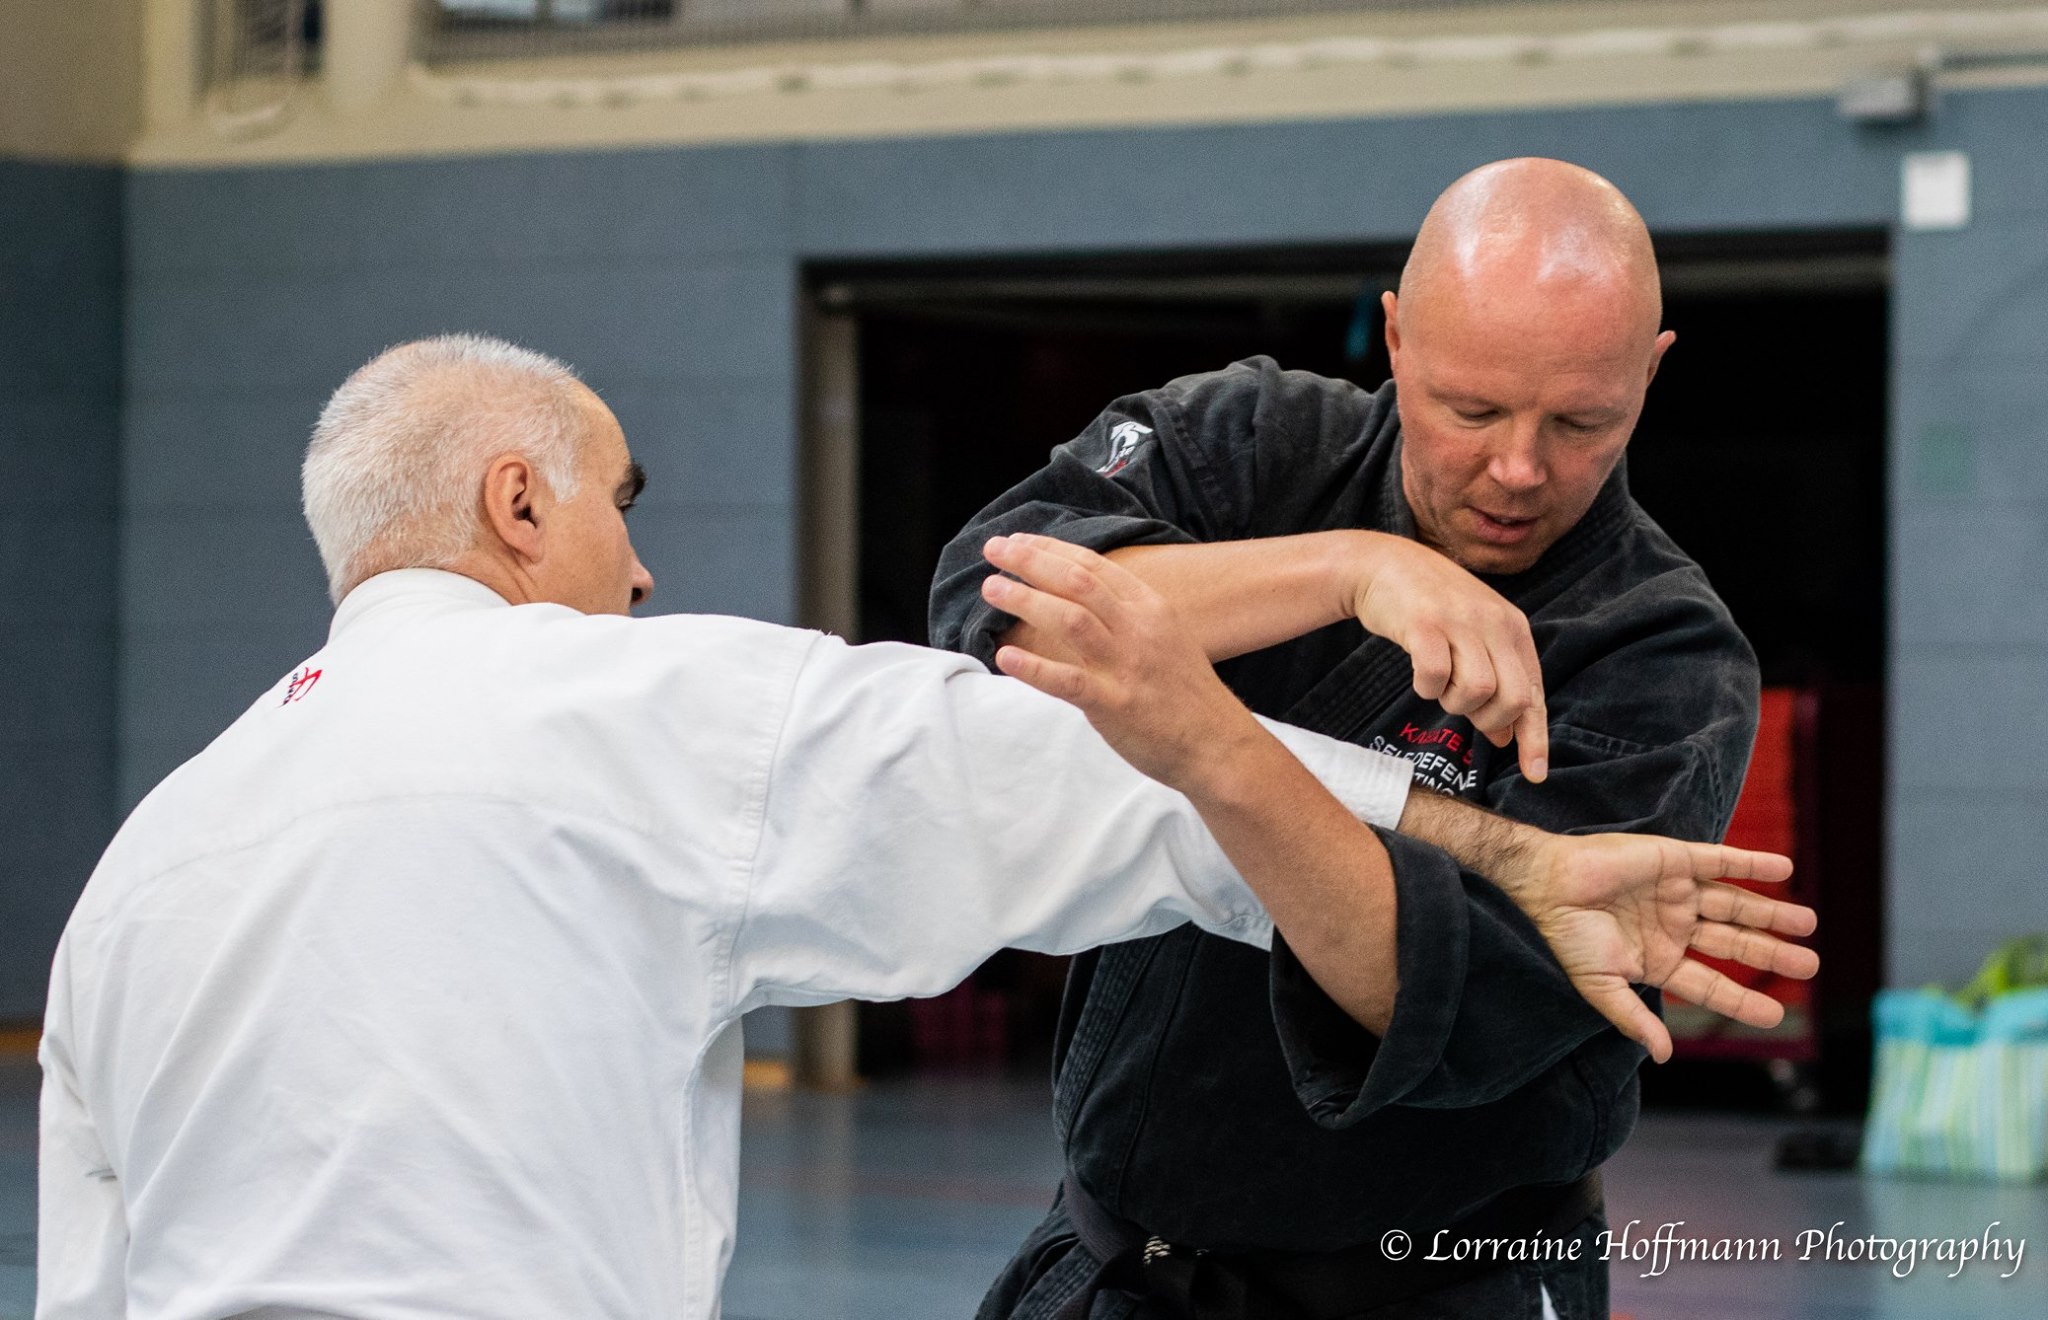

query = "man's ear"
(481, 453), (544, 565)
(1381, 290), (1403, 367)
(1645, 329), (1677, 386)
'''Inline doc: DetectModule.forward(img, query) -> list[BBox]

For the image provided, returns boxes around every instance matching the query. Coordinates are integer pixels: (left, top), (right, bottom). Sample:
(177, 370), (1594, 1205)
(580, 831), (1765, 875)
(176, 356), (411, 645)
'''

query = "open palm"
(1519, 833), (1817, 1063)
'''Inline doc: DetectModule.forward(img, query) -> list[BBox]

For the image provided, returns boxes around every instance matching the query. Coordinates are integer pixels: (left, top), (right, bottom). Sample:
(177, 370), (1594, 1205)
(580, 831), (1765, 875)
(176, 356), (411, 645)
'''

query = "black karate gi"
(928, 358), (1760, 1319)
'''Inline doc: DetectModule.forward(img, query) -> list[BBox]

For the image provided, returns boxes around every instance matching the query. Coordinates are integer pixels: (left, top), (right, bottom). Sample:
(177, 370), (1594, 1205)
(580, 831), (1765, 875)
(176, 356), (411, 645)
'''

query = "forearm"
(1293, 788), (1613, 1111)
(1395, 787), (1546, 903)
(1179, 721), (1401, 1034)
(1002, 532), (1374, 663)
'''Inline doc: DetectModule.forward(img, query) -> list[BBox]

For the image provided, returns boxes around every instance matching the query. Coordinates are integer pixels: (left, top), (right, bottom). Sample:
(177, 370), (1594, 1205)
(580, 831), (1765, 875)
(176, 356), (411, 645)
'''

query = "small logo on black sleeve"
(1097, 420), (1153, 477)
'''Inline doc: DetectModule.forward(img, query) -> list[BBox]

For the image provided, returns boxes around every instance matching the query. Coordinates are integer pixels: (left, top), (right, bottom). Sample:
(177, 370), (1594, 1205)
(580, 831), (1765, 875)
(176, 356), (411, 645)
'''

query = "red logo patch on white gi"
(281, 666), (322, 705)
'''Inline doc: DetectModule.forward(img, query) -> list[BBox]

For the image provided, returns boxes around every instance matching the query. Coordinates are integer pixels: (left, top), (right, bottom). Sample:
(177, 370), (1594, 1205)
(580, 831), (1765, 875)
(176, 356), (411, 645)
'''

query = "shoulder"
(1153, 357), (1392, 443)
(1546, 506), (1748, 660)
(477, 606), (818, 692)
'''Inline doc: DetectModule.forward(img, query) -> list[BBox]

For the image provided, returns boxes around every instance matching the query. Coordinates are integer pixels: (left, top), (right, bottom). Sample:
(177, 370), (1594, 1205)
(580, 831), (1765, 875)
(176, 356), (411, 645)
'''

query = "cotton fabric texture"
(37, 568), (1411, 1320)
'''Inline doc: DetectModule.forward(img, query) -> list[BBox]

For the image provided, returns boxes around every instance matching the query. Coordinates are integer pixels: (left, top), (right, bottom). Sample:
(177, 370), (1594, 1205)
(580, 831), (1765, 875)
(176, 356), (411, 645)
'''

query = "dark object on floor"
(1774, 1126), (1864, 1171)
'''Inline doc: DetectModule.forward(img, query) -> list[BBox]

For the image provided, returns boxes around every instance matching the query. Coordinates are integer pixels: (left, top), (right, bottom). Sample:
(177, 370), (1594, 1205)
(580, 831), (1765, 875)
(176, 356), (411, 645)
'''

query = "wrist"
(1492, 824), (1560, 908)
(1331, 529), (1396, 623)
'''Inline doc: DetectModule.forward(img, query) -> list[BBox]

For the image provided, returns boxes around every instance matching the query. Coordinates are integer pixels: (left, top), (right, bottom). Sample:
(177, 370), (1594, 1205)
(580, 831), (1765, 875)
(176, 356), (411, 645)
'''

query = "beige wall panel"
(0, 2), (2040, 167)
(0, 0), (144, 161)
(127, 1), (2048, 168)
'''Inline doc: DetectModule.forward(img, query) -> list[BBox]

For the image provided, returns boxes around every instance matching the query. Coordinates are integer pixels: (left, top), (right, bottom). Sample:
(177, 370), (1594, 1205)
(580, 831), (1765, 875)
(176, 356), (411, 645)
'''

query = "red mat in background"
(1669, 687), (1817, 1061)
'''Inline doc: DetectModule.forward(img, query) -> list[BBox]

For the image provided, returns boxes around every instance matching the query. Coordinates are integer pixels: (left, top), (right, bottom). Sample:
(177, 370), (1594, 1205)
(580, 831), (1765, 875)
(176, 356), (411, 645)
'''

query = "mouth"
(1468, 508), (1540, 544)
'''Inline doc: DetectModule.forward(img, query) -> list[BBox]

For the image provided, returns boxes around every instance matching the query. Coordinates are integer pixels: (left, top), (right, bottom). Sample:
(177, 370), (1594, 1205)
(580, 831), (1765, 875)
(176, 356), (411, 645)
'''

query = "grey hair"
(302, 334), (590, 602)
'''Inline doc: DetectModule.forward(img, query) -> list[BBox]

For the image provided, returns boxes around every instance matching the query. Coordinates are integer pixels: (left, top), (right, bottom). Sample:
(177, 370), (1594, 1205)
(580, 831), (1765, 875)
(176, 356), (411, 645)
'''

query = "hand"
(1500, 832), (1817, 1063)
(1347, 532), (1549, 782)
(979, 533), (1262, 791)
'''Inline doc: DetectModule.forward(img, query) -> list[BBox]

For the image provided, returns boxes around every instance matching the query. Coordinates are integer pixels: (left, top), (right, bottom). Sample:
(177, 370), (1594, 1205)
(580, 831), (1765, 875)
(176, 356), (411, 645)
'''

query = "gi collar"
(328, 569), (513, 642)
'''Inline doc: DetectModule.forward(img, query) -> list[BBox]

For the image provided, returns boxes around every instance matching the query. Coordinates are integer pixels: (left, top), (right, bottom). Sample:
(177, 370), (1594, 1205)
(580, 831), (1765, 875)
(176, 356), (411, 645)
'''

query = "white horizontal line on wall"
(411, 6), (2048, 110)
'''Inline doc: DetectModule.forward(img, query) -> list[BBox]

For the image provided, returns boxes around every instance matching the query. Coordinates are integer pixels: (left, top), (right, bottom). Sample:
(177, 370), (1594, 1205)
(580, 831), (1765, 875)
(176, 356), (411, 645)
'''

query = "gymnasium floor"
(1, 1062), (2040, 1319)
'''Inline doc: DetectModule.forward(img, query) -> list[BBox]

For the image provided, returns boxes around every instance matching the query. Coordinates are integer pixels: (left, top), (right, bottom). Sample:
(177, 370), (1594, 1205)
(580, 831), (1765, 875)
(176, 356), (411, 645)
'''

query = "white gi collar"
(329, 569), (513, 642)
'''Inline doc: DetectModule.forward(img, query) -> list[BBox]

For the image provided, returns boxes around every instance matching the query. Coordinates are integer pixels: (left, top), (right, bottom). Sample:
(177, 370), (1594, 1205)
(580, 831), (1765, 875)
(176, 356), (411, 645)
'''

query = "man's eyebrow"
(1558, 406), (1629, 425)
(617, 462), (647, 503)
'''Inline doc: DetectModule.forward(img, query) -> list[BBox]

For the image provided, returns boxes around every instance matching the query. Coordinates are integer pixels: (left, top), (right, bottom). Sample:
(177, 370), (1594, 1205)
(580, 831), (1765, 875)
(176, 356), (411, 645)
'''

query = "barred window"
(209, 0), (323, 87)
(418, 2), (1598, 61)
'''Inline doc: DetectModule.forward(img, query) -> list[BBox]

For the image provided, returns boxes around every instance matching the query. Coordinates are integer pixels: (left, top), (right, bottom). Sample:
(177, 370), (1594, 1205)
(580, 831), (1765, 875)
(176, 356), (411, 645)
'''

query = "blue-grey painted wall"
(1885, 90), (2048, 989)
(102, 85), (2048, 1006)
(0, 160), (122, 1019)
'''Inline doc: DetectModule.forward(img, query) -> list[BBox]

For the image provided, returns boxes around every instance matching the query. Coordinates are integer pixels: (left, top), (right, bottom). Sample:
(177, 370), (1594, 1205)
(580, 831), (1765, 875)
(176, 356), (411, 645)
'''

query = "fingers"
(981, 574), (1113, 663)
(1512, 685), (1549, 783)
(993, 644), (1093, 707)
(1465, 638), (1549, 783)
(1508, 628), (1549, 782)
(1438, 637), (1499, 724)
(1697, 880), (1817, 938)
(1688, 921), (1821, 980)
(1682, 841), (1795, 885)
(1662, 958), (1788, 1031)
(982, 535), (1128, 626)
(1409, 629), (1452, 702)
(1579, 975), (1674, 1064)
(1414, 625), (1549, 785)
(984, 533), (1149, 609)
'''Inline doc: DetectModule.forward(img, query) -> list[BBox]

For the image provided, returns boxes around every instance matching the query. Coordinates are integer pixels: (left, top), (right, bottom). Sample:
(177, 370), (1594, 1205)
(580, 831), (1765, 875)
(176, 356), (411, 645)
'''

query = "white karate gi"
(37, 568), (1410, 1320)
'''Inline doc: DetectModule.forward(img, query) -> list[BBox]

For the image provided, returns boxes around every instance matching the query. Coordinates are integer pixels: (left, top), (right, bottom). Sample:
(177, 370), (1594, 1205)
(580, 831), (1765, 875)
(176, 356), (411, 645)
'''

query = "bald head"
(1384, 159), (1674, 575)
(1402, 157), (1661, 343)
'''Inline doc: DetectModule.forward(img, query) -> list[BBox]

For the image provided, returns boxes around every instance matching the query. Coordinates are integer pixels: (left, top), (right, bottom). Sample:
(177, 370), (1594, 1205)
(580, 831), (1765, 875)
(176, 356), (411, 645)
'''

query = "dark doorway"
(819, 234), (1888, 1106)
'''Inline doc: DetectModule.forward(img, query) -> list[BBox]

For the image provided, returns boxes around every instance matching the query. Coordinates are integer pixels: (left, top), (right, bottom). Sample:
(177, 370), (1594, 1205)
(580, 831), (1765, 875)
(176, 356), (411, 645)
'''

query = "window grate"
(418, 0), (1611, 62)
(205, 0), (323, 136)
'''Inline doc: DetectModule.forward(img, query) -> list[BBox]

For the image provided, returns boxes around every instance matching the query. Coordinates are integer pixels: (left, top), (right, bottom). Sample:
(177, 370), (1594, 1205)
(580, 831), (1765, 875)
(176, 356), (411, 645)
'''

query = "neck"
(436, 549), (537, 607)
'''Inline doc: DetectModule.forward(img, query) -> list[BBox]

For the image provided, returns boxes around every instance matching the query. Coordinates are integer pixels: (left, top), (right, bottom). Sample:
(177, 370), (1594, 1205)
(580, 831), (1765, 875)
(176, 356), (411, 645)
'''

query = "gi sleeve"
(724, 633), (1412, 1013)
(930, 357), (1356, 667)
(36, 944), (130, 1320)
(1270, 570), (1761, 1130)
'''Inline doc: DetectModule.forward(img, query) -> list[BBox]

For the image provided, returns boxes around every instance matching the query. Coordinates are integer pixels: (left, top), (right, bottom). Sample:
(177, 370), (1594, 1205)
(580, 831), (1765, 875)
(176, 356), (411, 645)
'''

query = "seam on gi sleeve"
(716, 629), (823, 1024)
(1109, 933), (1204, 1216)
(1151, 380), (1237, 538)
(1692, 730), (1738, 839)
(1569, 1047), (1608, 1178)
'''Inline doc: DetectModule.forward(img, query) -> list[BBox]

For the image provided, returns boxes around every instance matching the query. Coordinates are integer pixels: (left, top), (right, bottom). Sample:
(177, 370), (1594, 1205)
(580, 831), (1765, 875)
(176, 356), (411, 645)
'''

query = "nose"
(1486, 419), (1547, 493)
(629, 557), (655, 609)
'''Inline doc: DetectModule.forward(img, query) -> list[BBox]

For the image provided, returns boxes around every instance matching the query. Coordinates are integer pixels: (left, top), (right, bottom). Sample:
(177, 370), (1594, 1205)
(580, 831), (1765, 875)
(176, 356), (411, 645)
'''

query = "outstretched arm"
(728, 595), (1413, 1020)
(1396, 790), (1817, 1062)
(982, 533), (1814, 1057)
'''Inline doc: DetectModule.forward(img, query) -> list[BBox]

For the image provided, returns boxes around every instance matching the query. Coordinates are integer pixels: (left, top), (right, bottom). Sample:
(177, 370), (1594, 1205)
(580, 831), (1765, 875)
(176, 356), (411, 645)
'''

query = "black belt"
(1052, 1170), (1603, 1320)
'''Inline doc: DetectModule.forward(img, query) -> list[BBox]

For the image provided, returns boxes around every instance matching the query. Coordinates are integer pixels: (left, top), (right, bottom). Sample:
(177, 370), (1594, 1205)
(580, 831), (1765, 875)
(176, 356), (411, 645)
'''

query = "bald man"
(931, 160), (1756, 1319)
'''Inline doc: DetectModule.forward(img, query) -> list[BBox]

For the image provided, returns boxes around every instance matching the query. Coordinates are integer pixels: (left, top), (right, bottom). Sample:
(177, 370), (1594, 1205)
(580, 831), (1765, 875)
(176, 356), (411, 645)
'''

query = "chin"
(1454, 541), (1547, 577)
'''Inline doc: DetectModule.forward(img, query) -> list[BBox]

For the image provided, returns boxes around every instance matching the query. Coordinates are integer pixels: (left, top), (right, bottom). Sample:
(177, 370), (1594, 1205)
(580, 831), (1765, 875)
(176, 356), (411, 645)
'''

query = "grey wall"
(122, 148), (801, 803)
(0, 160), (122, 1019)
(107, 86), (2048, 1005)
(1885, 91), (2048, 988)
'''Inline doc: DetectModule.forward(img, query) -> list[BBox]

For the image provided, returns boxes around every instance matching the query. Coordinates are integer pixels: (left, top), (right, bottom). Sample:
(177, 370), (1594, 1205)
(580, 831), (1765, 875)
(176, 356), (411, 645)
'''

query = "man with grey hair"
(37, 335), (1811, 1319)
(302, 334), (653, 610)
